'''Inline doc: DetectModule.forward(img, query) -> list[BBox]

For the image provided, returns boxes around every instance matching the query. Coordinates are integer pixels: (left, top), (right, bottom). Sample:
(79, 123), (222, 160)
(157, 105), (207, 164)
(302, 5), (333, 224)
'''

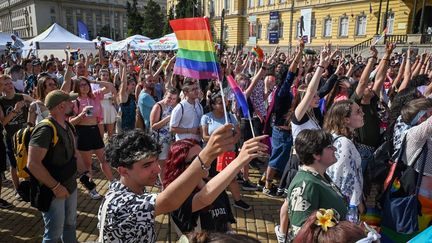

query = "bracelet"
(317, 65), (325, 69)
(197, 154), (211, 171)
(50, 182), (60, 191)
(261, 66), (268, 70)
(11, 110), (18, 114)
(383, 58), (390, 62)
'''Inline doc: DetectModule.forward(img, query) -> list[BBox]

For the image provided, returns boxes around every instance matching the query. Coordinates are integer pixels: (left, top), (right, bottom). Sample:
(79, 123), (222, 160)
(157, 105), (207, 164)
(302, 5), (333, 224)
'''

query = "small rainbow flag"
(227, 75), (250, 119)
(251, 46), (264, 61)
(170, 17), (220, 80)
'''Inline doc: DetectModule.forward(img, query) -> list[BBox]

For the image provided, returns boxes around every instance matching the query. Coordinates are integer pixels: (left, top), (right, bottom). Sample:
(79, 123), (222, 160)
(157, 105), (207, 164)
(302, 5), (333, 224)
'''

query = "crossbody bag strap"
(414, 143), (429, 196)
(98, 193), (116, 243)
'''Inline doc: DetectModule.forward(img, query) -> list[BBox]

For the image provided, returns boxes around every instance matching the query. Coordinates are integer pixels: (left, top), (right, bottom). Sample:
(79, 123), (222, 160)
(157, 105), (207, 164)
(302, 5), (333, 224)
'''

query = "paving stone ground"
(0, 165), (284, 242)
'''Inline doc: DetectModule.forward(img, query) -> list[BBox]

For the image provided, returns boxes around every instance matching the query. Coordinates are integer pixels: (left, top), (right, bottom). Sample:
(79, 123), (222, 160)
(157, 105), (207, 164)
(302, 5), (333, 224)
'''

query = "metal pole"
(419, 0), (426, 34)
(411, 0), (418, 33)
(288, 0), (294, 55)
(8, 0), (12, 33)
(219, 9), (225, 59)
(376, 0), (383, 35)
(383, 0), (390, 30)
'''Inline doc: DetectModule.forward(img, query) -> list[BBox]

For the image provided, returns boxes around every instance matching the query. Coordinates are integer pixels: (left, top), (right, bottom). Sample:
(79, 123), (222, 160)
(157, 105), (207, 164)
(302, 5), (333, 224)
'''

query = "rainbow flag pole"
(170, 17), (229, 124)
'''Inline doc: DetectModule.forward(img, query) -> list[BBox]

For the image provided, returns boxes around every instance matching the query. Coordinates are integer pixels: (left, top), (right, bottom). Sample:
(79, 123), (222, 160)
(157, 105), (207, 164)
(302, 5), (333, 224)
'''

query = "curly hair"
(104, 129), (161, 169)
(295, 129), (334, 165)
(293, 211), (366, 243)
(324, 100), (356, 138)
(163, 139), (199, 188)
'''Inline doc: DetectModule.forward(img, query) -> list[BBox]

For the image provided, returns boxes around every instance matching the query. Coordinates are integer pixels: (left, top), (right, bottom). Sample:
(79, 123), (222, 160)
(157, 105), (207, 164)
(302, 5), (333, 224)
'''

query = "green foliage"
(126, 0), (144, 36)
(162, 7), (174, 35)
(142, 0), (164, 38)
(175, 0), (201, 18)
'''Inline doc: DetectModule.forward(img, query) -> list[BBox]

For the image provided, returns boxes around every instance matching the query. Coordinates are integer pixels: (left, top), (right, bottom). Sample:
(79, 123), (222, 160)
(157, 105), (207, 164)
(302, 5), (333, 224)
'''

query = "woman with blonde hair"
(324, 99), (365, 213)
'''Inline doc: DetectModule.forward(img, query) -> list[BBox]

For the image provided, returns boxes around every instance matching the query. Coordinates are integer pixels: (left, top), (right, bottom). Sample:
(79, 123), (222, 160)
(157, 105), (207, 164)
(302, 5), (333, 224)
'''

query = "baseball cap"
(32, 60), (41, 66)
(45, 90), (78, 109)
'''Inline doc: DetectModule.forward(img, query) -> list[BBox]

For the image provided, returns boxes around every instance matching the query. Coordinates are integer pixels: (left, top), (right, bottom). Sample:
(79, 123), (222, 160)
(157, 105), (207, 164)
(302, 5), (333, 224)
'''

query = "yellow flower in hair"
(315, 209), (336, 232)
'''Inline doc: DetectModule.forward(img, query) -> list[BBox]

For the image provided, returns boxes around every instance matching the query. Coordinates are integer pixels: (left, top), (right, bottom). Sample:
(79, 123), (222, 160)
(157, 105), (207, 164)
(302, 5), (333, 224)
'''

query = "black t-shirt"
(171, 190), (236, 233)
(351, 92), (380, 148)
(0, 94), (28, 138)
(29, 118), (77, 193)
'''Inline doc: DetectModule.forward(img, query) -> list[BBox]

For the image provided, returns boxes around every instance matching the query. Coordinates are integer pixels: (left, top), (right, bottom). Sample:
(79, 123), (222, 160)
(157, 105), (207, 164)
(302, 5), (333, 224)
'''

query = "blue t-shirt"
(201, 112), (238, 136)
(138, 91), (156, 129)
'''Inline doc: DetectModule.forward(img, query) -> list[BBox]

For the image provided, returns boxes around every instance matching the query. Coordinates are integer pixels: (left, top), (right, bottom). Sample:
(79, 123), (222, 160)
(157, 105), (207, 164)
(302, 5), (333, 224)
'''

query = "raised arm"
(191, 135), (267, 212)
(372, 43), (396, 94)
(294, 47), (331, 121)
(392, 55), (406, 89)
(60, 55), (75, 92)
(117, 61), (128, 104)
(400, 47), (412, 92)
(155, 124), (240, 215)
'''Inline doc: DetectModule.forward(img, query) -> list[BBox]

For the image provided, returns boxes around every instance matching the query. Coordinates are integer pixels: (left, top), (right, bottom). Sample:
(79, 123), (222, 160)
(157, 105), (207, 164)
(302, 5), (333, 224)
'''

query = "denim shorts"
(268, 126), (293, 173)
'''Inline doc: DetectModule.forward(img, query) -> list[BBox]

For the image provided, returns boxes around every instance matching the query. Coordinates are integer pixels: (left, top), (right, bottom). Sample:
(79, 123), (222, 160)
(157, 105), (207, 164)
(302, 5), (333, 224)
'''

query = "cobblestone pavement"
(0, 165), (284, 242)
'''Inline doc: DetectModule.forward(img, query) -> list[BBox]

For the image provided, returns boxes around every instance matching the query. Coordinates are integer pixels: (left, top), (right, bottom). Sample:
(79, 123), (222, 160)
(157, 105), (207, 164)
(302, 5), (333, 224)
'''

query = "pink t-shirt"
(73, 90), (104, 123)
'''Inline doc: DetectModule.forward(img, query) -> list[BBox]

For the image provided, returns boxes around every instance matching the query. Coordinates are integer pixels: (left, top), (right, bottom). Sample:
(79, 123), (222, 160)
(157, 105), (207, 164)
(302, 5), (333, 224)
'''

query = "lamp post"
(375, 0), (383, 35)
(411, 0), (418, 33)
(24, 9), (29, 37)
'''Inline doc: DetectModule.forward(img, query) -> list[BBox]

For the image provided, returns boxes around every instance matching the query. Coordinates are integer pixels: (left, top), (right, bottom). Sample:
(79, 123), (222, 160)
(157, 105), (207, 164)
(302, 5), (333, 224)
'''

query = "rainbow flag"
(170, 17), (220, 80)
(227, 75), (250, 119)
(251, 46), (264, 61)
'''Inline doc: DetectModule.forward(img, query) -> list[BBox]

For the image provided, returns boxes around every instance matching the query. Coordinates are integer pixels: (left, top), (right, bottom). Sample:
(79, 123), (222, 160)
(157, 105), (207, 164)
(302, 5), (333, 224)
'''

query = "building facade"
(198, 0), (432, 49)
(0, 0), (167, 40)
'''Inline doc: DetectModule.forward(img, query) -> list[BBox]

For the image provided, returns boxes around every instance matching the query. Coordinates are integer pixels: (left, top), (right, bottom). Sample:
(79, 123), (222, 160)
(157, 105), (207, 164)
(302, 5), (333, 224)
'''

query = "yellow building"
(197, 0), (432, 50)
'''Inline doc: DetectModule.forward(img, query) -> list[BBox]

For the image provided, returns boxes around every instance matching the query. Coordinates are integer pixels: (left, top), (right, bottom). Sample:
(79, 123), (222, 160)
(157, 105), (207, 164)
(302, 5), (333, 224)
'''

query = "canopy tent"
(139, 33), (178, 51)
(92, 37), (114, 46)
(105, 34), (150, 51)
(24, 23), (96, 50)
(0, 32), (24, 51)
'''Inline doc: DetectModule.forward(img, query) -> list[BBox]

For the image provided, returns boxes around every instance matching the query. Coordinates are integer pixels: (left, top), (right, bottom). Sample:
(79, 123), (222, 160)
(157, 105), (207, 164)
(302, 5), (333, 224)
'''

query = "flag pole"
(247, 112), (256, 138)
(215, 9), (229, 124)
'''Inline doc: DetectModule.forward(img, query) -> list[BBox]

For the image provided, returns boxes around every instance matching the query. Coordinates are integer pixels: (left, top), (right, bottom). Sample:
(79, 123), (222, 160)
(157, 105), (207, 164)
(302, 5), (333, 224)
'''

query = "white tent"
(23, 23), (95, 55)
(139, 33), (178, 51)
(92, 37), (114, 45)
(105, 34), (150, 51)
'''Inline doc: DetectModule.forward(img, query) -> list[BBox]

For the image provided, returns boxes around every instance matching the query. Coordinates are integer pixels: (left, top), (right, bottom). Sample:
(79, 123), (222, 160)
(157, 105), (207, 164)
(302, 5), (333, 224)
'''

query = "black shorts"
(0, 135), (6, 172)
(75, 125), (105, 151)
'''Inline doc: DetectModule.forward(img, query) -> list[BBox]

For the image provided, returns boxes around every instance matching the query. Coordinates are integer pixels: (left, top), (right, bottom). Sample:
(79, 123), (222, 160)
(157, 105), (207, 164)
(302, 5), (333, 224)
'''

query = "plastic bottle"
(346, 205), (359, 224)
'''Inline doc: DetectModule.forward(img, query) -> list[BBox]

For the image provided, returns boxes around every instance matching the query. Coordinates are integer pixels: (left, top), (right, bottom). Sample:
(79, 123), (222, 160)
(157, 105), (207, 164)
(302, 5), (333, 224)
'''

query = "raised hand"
(236, 135), (269, 165)
(319, 47), (331, 68)
(385, 42), (396, 54)
(201, 124), (240, 161)
(370, 45), (378, 58)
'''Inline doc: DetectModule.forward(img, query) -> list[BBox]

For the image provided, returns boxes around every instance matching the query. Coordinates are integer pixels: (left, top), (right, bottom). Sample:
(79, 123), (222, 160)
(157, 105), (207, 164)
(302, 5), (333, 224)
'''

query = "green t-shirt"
(287, 169), (348, 237)
(29, 118), (77, 193)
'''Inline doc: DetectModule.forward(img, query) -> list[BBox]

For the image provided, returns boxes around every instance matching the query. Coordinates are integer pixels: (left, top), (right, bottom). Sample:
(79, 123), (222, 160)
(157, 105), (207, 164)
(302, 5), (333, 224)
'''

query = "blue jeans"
(42, 189), (77, 243)
(268, 127), (293, 173)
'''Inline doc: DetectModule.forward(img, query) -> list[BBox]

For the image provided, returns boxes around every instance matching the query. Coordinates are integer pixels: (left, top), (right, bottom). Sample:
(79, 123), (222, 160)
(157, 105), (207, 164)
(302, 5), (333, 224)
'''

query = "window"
(311, 18), (316, 37)
(296, 21), (301, 37)
(339, 16), (349, 37)
(248, 0), (254, 8)
(269, 0), (275, 5)
(279, 22), (283, 38)
(386, 12), (394, 34)
(50, 7), (55, 14)
(323, 17), (332, 37)
(257, 22), (262, 39)
(224, 25), (228, 41)
(280, 0), (286, 3)
(209, 0), (215, 16)
(224, 0), (230, 12)
(356, 15), (367, 36)
(258, 0), (264, 6)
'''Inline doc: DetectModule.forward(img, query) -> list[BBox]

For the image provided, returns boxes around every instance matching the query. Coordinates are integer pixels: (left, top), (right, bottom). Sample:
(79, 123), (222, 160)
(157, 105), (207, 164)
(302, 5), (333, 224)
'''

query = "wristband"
(261, 66), (268, 70)
(197, 154), (211, 171)
(50, 182), (60, 191)
(317, 65), (325, 69)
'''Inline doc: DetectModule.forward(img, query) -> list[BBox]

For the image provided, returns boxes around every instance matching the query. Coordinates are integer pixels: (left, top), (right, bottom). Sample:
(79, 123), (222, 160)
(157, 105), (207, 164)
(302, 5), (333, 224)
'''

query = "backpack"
(12, 119), (59, 179)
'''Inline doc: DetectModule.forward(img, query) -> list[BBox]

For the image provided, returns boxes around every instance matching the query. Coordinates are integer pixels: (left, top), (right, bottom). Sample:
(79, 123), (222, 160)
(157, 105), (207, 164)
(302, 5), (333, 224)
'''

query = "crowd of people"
(0, 37), (431, 243)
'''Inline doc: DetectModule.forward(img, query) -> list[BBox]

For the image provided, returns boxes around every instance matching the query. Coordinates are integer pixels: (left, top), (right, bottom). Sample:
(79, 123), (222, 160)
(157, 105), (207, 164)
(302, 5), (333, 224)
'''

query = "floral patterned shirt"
(326, 135), (363, 206)
(98, 181), (158, 243)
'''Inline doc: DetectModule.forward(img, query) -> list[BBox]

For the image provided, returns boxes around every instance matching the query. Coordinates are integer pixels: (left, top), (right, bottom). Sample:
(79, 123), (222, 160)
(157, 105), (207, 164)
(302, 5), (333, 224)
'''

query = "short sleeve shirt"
(169, 99), (203, 141)
(98, 181), (157, 243)
(287, 169), (347, 237)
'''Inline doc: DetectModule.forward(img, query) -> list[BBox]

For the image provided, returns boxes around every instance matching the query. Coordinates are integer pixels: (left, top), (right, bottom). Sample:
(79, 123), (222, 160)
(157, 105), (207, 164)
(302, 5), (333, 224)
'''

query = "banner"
(268, 11), (279, 44)
(300, 9), (312, 43)
(248, 15), (257, 45)
(77, 20), (90, 40)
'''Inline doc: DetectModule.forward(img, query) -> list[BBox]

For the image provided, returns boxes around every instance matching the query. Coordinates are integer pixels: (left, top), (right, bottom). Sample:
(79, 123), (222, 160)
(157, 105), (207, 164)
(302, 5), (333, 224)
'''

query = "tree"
(162, 7), (174, 35)
(126, 0), (144, 36)
(175, 0), (200, 19)
(142, 0), (164, 38)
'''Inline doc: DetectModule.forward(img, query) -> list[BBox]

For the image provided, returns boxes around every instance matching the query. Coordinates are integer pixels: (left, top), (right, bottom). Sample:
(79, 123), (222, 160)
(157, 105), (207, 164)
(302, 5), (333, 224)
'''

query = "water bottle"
(346, 205), (359, 224)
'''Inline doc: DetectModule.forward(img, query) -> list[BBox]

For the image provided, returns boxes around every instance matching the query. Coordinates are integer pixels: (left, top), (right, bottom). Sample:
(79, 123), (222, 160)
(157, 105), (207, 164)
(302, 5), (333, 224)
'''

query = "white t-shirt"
(170, 99), (203, 141)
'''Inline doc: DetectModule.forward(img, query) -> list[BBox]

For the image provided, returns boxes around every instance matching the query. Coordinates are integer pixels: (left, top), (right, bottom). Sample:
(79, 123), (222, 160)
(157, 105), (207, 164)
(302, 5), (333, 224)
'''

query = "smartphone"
(71, 51), (79, 61)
